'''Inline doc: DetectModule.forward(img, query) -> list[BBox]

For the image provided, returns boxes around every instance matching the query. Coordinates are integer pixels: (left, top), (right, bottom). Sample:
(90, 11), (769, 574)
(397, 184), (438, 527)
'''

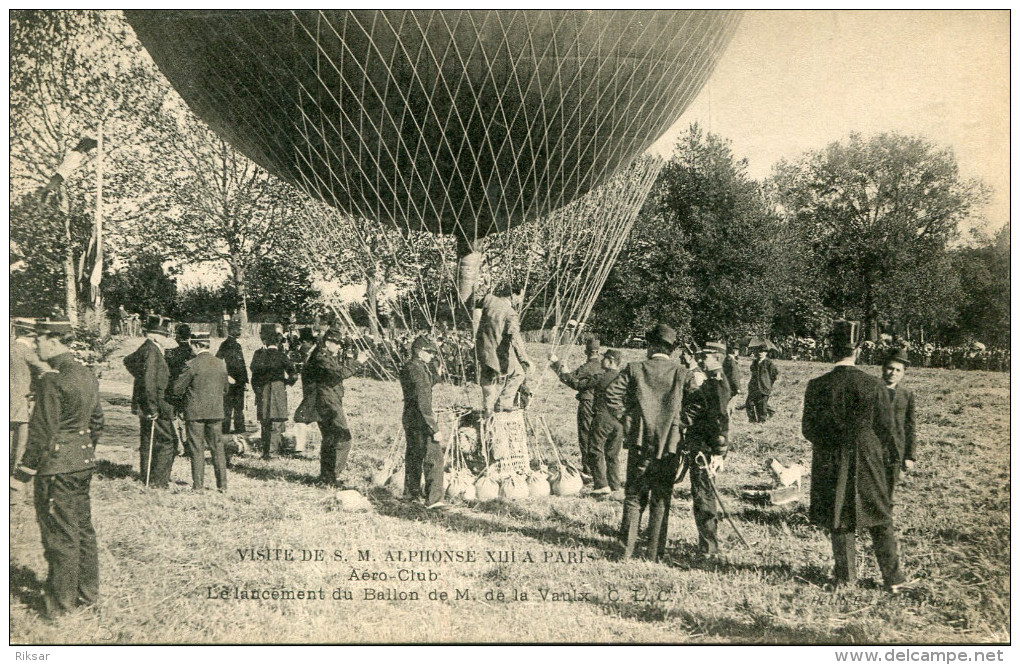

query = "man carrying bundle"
(605, 324), (701, 562)
(474, 282), (531, 417)
(172, 332), (229, 491)
(550, 337), (603, 481)
(400, 336), (444, 509)
(123, 315), (176, 488)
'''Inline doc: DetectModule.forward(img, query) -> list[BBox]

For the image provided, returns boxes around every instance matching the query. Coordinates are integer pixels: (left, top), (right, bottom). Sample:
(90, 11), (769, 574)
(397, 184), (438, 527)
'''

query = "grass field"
(9, 338), (1010, 644)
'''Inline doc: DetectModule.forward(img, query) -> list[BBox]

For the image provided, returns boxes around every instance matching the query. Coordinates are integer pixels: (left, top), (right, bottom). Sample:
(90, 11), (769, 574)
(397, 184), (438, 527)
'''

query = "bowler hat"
(323, 327), (345, 344)
(883, 347), (911, 367)
(646, 323), (677, 347)
(411, 335), (438, 355)
(143, 314), (170, 336)
(830, 320), (863, 351)
(175, 323), (192, 341)
(259, 323), (279, 338)
(602, 349), (622, 364)
(12, 317), (38, 336)
(36, 318), (73, 336)
(584, 336), (601, 354)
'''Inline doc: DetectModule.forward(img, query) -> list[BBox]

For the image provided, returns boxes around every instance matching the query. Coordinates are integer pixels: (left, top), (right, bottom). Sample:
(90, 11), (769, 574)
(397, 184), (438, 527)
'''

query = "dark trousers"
(260, 420), (285, 458)
(589, 413), (623, 490)
(138, 417), (176, 488)
(34, 470), (98, 618)
(222, 385), (246, 434)
(186, 419), (227, 490)
(319, 415), (352, 485)
(689, 461), (720, 554)
(831, 525), (905, 587)
(404, 424), (444, 505)
(576, 400), (595, 475)
(746, 393), (773, 422)
(621, 451), (680, 561)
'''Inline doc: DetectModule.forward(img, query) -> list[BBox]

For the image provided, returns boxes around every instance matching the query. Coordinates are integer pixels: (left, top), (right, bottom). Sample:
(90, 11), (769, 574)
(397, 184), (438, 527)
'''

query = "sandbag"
(475, 475), (499, 501)
(527, 470), (551, 498)
(499, 474), (529, 500)
(335, 489), (372, 512)
(386, 466), (406, 493)
(551, 466), (583, 496)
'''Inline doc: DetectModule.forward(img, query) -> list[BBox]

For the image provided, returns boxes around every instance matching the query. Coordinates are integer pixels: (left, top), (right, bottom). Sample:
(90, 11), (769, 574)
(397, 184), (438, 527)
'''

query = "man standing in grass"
(14, 320), (103, 619)
(585, 349), (625, 497)
(802, 320), (907, 593)
(124, 315), (176, 488)
(400, 336), (444, 508)
(882, 347), (917, 499)
(10, 318), (50, 474)
(745, 342), (778, 422)
(217, 319), (248, 438)
(172, 332), (229, 491)
(165, 323), (195, 456)
(550, 336), (603, 482)
(250, 324), (297, 460)
(685, 352), (731, 557)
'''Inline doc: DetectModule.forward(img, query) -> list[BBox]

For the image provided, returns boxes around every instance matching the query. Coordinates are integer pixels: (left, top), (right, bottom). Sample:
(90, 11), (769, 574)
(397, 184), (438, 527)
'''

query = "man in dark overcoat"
(14, 320), (103, 618)
(550, 336), (603, 479)
(216, 319), (248, 436)
(584, 349), (625, 495)
(474, 283), (531, 416)
(685, 353), (731, 555)
(123, 315), (176, 487)
(165, 323), (196, 455)
(746, 343), (779, 422)
(172, 332), (229, 491)
(605, 324), (701, 561)
(250, 324), (296, 460)
(304, 327), (368, 486)
(882, 347), (917, 499)
(400, 336), (444, 507)
(802, 320), (907, 592)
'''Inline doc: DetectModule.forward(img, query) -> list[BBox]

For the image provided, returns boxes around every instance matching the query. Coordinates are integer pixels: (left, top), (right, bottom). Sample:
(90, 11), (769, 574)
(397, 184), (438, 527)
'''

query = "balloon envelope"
(127, 10), (740, 240)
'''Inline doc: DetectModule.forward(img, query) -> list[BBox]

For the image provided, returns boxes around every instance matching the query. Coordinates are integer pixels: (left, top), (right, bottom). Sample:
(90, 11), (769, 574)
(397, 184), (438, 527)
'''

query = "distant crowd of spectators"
(775, 335), (1009, 372)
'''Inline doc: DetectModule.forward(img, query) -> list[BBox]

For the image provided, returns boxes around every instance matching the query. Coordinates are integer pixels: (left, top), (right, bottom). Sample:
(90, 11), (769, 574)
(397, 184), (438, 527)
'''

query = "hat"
(12, 317), (38, 336)
(584, 337), (601, 354)
(175, 323), (192, 341)
(259, 323), (279, 338)
(700, 341), (727, 355)
(702, 354), (723, 372)
(323, 327), (345, 344)
(830, 320), (863, 351)
(36, 318), (73, 336)
(299, 327), (315, 342)
(190, 331), (212, 347)
(602, 349), (622, 364)
(883, 347), (911, 367)
(227, 319), (243, 336)
(143, 314), (170, 336)
(646, 323), (677, 347)
(411, 335), (438, 355)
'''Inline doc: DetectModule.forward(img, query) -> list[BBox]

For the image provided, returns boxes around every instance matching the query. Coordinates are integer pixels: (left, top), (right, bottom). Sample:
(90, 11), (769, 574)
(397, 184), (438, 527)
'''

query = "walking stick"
(145, 416), (157, 487)
(695, 451), (750, 549)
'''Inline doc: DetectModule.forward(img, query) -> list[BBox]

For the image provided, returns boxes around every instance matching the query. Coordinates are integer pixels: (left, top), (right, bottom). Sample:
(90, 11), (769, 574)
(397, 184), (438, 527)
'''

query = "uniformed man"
(172, 332), (229, 491)
(746, 342), (779, 422)
(165, 323), (196, 456)
(123, 315), (176, 487)
(400, 336), (444, 508)
(474, 283), (531, 417)
(304, 327), (369, 486)
(250, 324), (297, 460)
(11, 318), (51, 472)
(802, 320), (907, 592)
(13, 319), (103, 619)
(585, 349), (625, 496)
(605, 324), (701, 561)
(685, 352), (731, 556)
(216, 319), (248, 437)
(550, 337), (603, 479)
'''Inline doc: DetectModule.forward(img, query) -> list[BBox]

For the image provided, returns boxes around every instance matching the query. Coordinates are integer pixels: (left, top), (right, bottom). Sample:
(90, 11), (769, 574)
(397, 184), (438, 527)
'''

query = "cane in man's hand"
(145, 415), (157, 487)
(695, 451), (750, 549)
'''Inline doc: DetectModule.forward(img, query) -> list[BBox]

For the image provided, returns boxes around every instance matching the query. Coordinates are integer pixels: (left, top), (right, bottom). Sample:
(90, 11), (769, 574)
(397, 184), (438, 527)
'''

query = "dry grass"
(9, 340), (1010, 644)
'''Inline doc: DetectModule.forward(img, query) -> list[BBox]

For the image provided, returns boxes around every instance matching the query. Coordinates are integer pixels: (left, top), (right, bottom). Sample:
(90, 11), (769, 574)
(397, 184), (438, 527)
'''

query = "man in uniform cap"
(802, 320), (907, 592)
(474, 282), (532, 417)
(11, 318), (51, 474)
(400, 335), (444, 507)
(582, 348), (626, 496)
(216, 319), (248, 437)
(13, 319), (103, 618)
(882, 347), (917, 499)
(123, 315), (176, 487)
(605, 323), (702, 561)
(303, 327), (369, 486)
(684, 352), (731, 556)
(250, 324), (297, 460)
(172, 332), (230, 491)
(549, 336), (603, 479)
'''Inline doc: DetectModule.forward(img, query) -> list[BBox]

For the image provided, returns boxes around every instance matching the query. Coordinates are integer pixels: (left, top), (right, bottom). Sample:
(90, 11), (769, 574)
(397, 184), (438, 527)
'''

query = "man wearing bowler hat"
(550, 336), (604, 480)
(882, 347), (918, 499)
(605, 323), (701, 562)
(400, 335), (444, 508)
(14, 319), (103, 618)
(123, 314), (176, 487)
(216, 319), (249, 438)
(802, 320), (907, 592)
(172, 332), (230, 491)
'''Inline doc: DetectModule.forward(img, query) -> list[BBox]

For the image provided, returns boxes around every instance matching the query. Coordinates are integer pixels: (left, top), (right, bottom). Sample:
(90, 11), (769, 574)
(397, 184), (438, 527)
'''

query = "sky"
(650, 10), (1010, 232)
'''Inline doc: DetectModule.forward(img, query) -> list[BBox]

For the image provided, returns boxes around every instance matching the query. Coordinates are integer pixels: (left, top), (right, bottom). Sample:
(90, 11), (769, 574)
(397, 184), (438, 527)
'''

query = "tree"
(10, 10), (170, 323)
(946, 224), (1010, 346)
(772, 133), (988, 340)
(103, 250), (179, 317)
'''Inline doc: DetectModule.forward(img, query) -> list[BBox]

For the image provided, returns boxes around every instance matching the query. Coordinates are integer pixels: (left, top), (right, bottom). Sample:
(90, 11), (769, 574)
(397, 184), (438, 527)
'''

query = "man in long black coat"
(216, 319), (248, 436)
(124, 315), (176, 487)
(686, 352), (731, 555)
(882, 347), (917, 499)
(400, 336), (443, 507)
(165, 323), (195, 455)
(14, 320), (104, 619)
(802, 320), (907, 592)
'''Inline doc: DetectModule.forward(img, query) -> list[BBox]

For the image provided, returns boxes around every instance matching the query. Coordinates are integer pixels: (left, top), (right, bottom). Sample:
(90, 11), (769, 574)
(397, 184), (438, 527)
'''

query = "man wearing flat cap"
(14, 320), (103, 618)
(400, 335), (444, 508)
(123, 315), (176, 487)
(216, 319), (248, 438)
(605, 323), (702, 561)
(882, 347), (917, 498)
(172, 332), (230, 491)
(304, 327), (369, 486)
(10, 318), (51, 474)
(802, 320), (907, 592)
(550, 336), (603, 480)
